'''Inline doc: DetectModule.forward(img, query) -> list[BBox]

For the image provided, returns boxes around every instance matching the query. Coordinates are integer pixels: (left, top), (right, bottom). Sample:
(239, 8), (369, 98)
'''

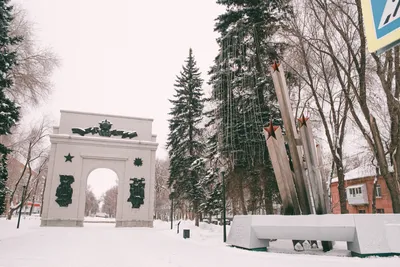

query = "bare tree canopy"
(85, 186), (99, 216)
(155, 159), (170, 220)
(282, 0), (351, 213)
(6, 4), (59, 107)
(101, 185), (118, 218)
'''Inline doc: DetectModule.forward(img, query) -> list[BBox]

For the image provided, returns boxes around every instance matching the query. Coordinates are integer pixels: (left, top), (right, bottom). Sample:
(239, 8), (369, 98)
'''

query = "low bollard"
(183, 229), (190, 239)
(177, 221), (181, 234)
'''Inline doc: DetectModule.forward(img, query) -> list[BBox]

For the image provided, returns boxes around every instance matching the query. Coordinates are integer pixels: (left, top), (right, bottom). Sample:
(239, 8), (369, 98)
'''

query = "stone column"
(264, 125), (300, 215)
(298, 116), (326, 215)
(270, 63), (311, 215)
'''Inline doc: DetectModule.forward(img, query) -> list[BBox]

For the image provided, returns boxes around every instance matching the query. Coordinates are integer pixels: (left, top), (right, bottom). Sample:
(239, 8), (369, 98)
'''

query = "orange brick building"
(330, 166), (393, 214)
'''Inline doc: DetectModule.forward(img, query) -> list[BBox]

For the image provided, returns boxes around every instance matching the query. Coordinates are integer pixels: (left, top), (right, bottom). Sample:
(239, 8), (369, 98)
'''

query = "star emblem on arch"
(64, 153), (74, 162)
(134, 158), (143, 167)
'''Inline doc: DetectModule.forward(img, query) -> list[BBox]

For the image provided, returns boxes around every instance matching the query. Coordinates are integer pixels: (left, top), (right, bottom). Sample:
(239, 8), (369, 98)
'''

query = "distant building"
(330, 166), (393, 214)
(22, 202), (41, 215)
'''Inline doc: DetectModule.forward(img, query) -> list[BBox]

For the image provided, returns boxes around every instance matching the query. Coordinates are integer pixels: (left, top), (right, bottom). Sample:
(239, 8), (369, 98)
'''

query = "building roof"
(330, 165), (393, 183)
(7, 157), (39, 177)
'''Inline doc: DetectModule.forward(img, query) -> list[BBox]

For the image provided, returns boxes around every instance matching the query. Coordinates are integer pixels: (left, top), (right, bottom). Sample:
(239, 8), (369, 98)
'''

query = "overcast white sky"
(13, 0), (224, 198)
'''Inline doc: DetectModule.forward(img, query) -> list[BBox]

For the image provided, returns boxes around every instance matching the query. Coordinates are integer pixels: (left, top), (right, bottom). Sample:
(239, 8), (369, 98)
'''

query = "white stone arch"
(40, 110), (158, 227)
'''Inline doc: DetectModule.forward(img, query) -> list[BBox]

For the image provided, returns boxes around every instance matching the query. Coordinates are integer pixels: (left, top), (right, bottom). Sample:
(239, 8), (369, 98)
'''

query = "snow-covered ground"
(0, 217), (399, 267)
(84, 216), (116, 223)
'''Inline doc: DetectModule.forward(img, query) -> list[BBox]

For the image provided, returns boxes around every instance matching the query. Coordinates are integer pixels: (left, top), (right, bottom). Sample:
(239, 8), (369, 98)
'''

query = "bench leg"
(322, 241), (333, 252)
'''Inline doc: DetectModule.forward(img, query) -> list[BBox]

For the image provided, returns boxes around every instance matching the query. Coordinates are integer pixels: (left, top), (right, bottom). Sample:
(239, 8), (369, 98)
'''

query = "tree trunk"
(372, 166), (380, 214)
(7, 207), (14, 220)
(185, 208), (189, 220)
(262, 170), (274, 214)
(194, 202), (199, 227)
(336, 164), (349, 214)
(8, 146), (32, 215)
(4, 194), (10, 218)
(180, 208), (184, 220)
(7, 201), (21, 220)
(29, 196), (35, 216)
(29, 177), (41, 216)
(264, 188), (274, 214)
(393, 147), (400, 206)
(265, 198), (274, 214)
(393, 46), (400, 190)
(40, 176), (47, 217)
(383, 172), (400, 213)
(231, 197), (237, 216)
(372, 183), (377, 214)
(238, 173), (248, 215)
(370, 116), (400, 213)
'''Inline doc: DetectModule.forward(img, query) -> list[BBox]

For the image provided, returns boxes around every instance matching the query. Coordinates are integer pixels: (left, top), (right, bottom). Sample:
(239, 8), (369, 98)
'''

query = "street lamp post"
(221, 167), (227, 243)
(170, 187), (175, 230)
(17, 185), (27, 229)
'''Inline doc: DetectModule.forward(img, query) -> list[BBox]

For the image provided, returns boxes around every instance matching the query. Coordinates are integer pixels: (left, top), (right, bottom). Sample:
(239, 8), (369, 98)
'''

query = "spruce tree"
(0, 0), (21, 215)
(198, 168), (223, 219)
(167, 48), (205, 226)
(207, 0), (292, 214)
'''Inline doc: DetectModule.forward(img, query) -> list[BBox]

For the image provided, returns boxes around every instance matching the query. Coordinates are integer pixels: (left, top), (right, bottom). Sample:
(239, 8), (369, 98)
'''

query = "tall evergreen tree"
(207, 0), (292, 214)
(0, 0), (21, 215)
(167, 48), (205, 226)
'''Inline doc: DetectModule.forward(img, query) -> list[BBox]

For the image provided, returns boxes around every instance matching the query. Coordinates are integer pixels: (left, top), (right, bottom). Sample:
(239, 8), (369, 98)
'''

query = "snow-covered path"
(0, 218), (399, 267)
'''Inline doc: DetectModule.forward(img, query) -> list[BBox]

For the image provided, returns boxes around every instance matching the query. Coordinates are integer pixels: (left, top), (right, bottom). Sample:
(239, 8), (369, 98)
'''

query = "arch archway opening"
(84, 168), (119, 224)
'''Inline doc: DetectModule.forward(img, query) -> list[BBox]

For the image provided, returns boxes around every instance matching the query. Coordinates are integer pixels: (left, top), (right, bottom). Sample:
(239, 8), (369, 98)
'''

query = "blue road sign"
(361, 0), (400, 54)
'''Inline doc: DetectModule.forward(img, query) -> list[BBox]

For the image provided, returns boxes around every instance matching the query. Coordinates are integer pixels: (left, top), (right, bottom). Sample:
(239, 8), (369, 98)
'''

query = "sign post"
(361, 0), (400, 54)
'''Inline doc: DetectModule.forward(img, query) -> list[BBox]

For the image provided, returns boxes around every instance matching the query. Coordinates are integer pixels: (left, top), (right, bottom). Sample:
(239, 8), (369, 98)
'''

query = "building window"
(358, 210), (366, 213)
(377, 209), (385, 214)
(349, 187), (362, 197)
(375, 184), (382, 198)
(349, 188), (355, 197)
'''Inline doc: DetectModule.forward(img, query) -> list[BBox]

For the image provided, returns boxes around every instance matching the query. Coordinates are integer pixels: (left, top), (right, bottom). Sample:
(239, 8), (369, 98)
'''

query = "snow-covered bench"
(227, 214), (400, 257)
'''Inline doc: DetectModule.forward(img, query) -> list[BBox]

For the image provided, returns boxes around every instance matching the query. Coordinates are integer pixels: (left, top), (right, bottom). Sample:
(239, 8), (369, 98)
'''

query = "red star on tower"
(264, 120), (279, 140)
(272, 61), (280, 72)
(298, 114), (309, 127)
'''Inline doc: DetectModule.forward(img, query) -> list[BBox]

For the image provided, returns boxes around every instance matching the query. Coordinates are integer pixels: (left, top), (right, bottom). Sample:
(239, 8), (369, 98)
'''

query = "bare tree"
(28, 155), (48, 215)
(304, 0), (400, 212)
(39, 167), (48, 217)
(85, 186), (99, 216)
(101, 185), (118, 218)
(6, 4), (59, 107)
(6, 117), (50, 219)
(154, 159), (171, 220)
(282, 0), (351, 213)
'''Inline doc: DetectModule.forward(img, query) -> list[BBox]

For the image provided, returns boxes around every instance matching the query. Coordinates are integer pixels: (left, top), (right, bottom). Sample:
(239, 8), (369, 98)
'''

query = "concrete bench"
(227, 214), (400, 257)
